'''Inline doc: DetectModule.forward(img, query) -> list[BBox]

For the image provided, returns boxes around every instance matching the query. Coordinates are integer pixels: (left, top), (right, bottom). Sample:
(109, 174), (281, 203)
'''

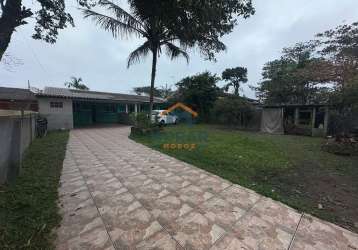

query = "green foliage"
(130, 112), (152, 128)
(82, 0), (254, 114)
(313, 22), (358, 135)
(64, 76), (89, 90)
(175, 72), (221, 121)
(0, 131), (69, 249)
(256, 21), (358, 135)
(222, 67), (248, 95)
(255, 43), (332, 104)
(102, 0), (256, 60)
(82, 0), (191, 114)
(328, 78), (358, 135)
(143, 0), (255, 60)
(214, 96), (254, 127)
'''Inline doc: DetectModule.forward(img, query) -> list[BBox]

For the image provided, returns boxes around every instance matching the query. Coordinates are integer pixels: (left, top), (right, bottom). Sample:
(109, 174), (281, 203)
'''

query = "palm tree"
(65, 76), (89, 90)
(82, 0), (189, 115)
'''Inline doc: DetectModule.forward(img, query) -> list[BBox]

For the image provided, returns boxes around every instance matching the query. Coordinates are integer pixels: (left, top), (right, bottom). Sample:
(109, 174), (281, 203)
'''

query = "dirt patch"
(262, 162), (358, 233)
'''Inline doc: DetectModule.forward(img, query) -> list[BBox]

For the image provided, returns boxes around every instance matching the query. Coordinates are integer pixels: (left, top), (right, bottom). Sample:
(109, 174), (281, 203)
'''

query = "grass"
(0, 131), (69, 249)
(131, 124), (358, 233)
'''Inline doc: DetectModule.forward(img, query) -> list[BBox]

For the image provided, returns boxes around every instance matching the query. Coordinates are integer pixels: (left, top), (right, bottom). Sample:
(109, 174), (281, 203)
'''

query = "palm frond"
(82, 8), (143, 38)
(163, 42), (190, 63)
(98, 0), (144, 32)
(127, 41), (151, 68)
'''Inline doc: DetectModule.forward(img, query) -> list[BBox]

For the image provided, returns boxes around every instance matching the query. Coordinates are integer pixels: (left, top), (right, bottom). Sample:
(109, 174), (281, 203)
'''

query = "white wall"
(38, 98), (73, 130)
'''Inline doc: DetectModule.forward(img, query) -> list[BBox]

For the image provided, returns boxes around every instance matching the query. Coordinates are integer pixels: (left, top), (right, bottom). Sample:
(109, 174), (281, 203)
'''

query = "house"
(0, 87), (38, 112)
(261, 104), (330, 137)
(35, 87), (165, 130)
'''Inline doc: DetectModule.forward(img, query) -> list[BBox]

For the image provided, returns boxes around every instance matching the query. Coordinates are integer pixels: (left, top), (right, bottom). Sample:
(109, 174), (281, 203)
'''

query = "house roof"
(36, 87), (165, 103)
(0, 87), (37, 101)
(261, 103), (329, 108)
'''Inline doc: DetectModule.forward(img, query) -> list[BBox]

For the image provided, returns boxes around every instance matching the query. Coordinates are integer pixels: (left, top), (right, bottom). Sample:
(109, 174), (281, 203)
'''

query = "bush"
(213, 96), (255, 128)
(322, 138), (358, 156)
(129, 112), (162, 137)
(130, 112), (152, 129)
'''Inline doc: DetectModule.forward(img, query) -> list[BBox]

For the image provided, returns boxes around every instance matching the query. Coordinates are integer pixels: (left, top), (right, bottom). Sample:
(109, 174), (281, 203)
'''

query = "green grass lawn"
(0, 131), (69, 249)
(131, 124), (358, 233)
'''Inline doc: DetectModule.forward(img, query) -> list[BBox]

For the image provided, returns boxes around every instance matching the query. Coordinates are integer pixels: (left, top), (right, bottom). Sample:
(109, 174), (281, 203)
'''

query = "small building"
(261, 104), (329, 137)
(35, 87), (165, 130)
(0, 87), (38, 112)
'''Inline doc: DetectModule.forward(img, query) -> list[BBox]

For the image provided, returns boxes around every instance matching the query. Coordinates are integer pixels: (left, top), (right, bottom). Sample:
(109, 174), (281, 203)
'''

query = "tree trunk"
(0, 0), (31, 61)
(149, 47), (158, 121)
(234, 82), (239, 95)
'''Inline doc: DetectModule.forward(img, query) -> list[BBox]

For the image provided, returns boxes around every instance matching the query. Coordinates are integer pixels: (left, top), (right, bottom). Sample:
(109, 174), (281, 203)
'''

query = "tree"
(65, 76), (89, 90)
(175, 72), (220, 121)
(0, 0), (74, 61)
(314, 22), (358, 87)
(255, 43), (332, 104)
(313, 22), (358, 135)
(82, 0), (255, 117)
(222, 67), (248, 95)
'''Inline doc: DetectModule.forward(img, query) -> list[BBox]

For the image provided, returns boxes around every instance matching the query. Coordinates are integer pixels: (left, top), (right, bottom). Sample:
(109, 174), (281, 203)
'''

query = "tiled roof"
(37, 87), (165, 103)
(0, 87), (37, 101)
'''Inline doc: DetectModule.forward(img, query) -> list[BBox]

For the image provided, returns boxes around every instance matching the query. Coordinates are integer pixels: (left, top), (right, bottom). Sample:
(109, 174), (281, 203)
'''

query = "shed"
(261, 104), (330, 137)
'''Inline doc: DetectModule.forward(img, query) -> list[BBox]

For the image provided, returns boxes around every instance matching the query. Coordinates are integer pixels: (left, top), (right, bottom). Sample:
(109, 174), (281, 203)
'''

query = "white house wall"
(38, 98), (73, 130)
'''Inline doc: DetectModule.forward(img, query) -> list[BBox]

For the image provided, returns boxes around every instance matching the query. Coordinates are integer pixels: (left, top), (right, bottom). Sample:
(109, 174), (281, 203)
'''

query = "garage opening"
(73, 101), (127, 127)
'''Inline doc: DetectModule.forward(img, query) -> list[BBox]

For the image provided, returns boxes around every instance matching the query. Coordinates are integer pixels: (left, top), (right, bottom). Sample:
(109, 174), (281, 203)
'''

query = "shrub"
(129, 112), (162, 137)
(130, 112), (151, 129)
(213, 96), (254, 127)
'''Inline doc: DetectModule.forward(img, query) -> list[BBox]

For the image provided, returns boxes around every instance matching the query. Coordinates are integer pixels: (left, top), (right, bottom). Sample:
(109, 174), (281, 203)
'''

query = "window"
(50, 102), (63, 108)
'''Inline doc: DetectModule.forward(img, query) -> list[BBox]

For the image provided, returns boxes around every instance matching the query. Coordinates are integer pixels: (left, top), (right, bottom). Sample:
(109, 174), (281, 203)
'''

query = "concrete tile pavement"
(56, 126), (358, 250)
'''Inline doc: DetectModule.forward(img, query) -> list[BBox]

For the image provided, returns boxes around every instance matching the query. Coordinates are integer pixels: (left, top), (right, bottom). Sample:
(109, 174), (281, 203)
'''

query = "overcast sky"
(0, 0), (357, 98)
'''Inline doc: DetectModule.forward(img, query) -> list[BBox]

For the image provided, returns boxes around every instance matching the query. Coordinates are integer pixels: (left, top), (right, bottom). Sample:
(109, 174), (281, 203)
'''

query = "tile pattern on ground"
(56, 126), (358, 250)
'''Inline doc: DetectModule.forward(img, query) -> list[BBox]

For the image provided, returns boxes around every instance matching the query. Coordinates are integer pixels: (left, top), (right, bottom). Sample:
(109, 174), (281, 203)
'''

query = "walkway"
(56, 126), (358, 250)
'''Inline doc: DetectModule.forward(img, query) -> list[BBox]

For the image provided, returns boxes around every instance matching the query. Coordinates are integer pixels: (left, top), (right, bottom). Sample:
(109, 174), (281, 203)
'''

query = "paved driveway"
(57, 126), (358, 250)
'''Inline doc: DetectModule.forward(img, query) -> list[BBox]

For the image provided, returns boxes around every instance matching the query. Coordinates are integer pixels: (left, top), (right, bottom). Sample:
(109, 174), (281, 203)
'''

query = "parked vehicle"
(151, 110), (179, 125)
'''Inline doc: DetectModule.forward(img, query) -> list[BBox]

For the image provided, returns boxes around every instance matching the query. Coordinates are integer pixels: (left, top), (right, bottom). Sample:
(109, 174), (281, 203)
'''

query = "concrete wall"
(0, 114), (36, 184)
(38, 98), (73, 130)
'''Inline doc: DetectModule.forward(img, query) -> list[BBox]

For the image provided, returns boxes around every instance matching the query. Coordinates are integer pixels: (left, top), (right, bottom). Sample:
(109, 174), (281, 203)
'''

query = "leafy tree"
(64, 76), (89, 90)
(222, 67), (248, 95)
(314, 22), (358, 86)
(313, 22), (358, 135)
(175, 72), (220, 121)
(255, 43), (332, 104)
(82, 0), (255, 117)
(0, 0), (74, 61)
